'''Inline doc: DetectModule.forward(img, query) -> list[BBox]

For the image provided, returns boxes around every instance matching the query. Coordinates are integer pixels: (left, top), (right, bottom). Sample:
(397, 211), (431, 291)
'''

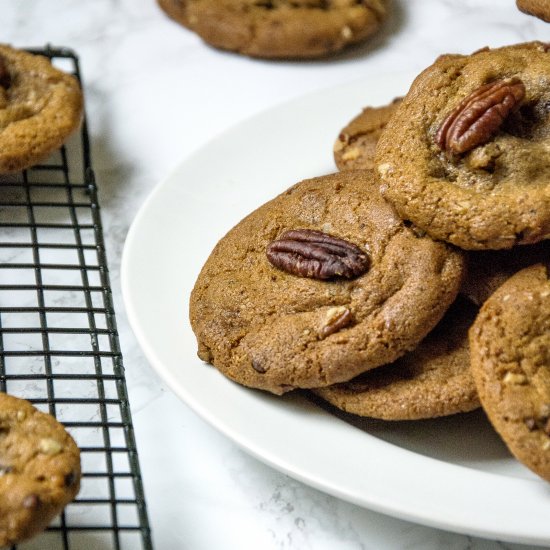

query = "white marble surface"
(3, 1), (550, 548)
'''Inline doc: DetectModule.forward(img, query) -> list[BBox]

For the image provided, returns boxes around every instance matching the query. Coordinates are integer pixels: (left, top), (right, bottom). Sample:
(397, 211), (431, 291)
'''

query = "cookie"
(461, 240), (550, 306)
(469, 264), (550, 482)
(0, 44), (83, 174)
(190, 170), (466, 395)
(517, 0), (550, 22)
(313, 297), (479, 420)
(376, 42), (550, 250)
(333, 97), (401, 171)
(157, 0), (387, 59)
(0, 392), (81, 547)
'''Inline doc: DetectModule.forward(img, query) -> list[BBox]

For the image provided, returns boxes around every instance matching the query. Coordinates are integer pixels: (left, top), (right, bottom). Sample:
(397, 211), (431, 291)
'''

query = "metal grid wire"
(0, 46), (152, 550)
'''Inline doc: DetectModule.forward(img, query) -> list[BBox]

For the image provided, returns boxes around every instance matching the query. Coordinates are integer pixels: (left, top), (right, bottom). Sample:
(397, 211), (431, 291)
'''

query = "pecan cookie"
(0, 44), (83, 174)
(376, 42), (550, 250)
(334, 97), (401, 171)
(190, 170), (466, 395)
(517, 0), (550, 22)
(157, 0), (387, 59)
(469, 264), (550, 481)
(461, 240), (550, 306)
(314, 296), (480, 420)
(0, 392), (81, 547)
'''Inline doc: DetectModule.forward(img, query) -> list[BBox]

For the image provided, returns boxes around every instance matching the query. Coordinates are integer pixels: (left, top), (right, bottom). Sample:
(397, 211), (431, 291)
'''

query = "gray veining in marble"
(3, 1), (549, 548)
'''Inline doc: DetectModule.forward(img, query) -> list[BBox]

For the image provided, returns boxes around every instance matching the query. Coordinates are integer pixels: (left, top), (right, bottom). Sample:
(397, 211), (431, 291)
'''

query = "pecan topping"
(0, 55), (10, 89)
(266, 229), (369, 280)
(435, 78), (525, 155)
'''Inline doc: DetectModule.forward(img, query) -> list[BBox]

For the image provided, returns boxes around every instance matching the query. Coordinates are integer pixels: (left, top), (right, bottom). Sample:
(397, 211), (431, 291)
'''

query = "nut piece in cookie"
(469, 264), (550, 481)
(334, 97), (402, 171)
(314, 296), (480, 420)
(0, 392), (81, 547)
(0, 44), (83, 174)
(157, 0), (387, 59)
(376, 42), (550, 250)
(190, 170), (466, 395)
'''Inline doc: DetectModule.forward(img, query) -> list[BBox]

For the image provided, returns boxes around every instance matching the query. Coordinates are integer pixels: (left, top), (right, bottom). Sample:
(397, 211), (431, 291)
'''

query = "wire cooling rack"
(0, 46), (152, 550)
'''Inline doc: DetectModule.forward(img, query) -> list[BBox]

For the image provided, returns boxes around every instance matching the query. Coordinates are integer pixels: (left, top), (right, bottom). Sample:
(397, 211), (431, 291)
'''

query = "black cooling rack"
(0, 46), (152, 550)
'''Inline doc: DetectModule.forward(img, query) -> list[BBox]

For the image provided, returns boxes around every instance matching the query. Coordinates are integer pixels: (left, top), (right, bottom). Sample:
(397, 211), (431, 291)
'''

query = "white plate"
(121, 73), (550, 546)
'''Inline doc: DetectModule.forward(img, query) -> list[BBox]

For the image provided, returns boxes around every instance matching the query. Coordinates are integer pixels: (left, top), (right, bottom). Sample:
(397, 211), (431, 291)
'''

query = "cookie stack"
(190, 41), (550, 483)
(372, 41), (550, 482)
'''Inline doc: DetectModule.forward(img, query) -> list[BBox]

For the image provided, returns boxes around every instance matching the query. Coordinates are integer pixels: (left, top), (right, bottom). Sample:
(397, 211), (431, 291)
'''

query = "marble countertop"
(3, 1), (550, 549)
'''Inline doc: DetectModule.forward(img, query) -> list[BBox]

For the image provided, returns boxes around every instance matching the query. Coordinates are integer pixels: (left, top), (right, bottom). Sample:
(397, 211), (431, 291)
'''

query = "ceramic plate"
(121, 73), (550, 546)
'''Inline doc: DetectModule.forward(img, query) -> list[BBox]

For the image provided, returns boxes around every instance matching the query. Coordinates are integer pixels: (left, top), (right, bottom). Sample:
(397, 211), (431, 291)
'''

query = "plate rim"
(121, 73), (550, 546)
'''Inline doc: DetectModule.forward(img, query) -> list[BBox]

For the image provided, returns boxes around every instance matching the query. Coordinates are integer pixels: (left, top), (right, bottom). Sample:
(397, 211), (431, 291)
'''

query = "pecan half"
(0, 55), (10, 89)
(435, 78), (525, 155)
(266, 229), (369, 280)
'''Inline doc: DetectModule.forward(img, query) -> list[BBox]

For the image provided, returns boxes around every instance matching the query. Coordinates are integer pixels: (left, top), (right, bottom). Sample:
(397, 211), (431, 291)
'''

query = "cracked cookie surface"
(190, 171), (466, 395)
(157, 0), (387, 59)
(469, 264), (550, 482)
(376, 42), (550, 250)
(0, 392), (81, 547)
(314, 296), (480, 420)
(0, 45), (83, 174)
(334, 97), (401, 171)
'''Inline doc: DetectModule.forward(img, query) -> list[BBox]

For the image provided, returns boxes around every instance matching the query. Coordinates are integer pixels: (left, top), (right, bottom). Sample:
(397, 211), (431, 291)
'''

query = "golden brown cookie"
(376, 42), (550, 250)
(190, 170), (466, 395)
(461, 240), (550, 306)
(0, 392), (81, 547)
(313, 297), (480, 420)
(333, 97), (402, 171)
(469, 264), (550, 482)
(0, 44), (83, 174)
(157, 0), (387, 59)
(517, 0), (550, 22)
